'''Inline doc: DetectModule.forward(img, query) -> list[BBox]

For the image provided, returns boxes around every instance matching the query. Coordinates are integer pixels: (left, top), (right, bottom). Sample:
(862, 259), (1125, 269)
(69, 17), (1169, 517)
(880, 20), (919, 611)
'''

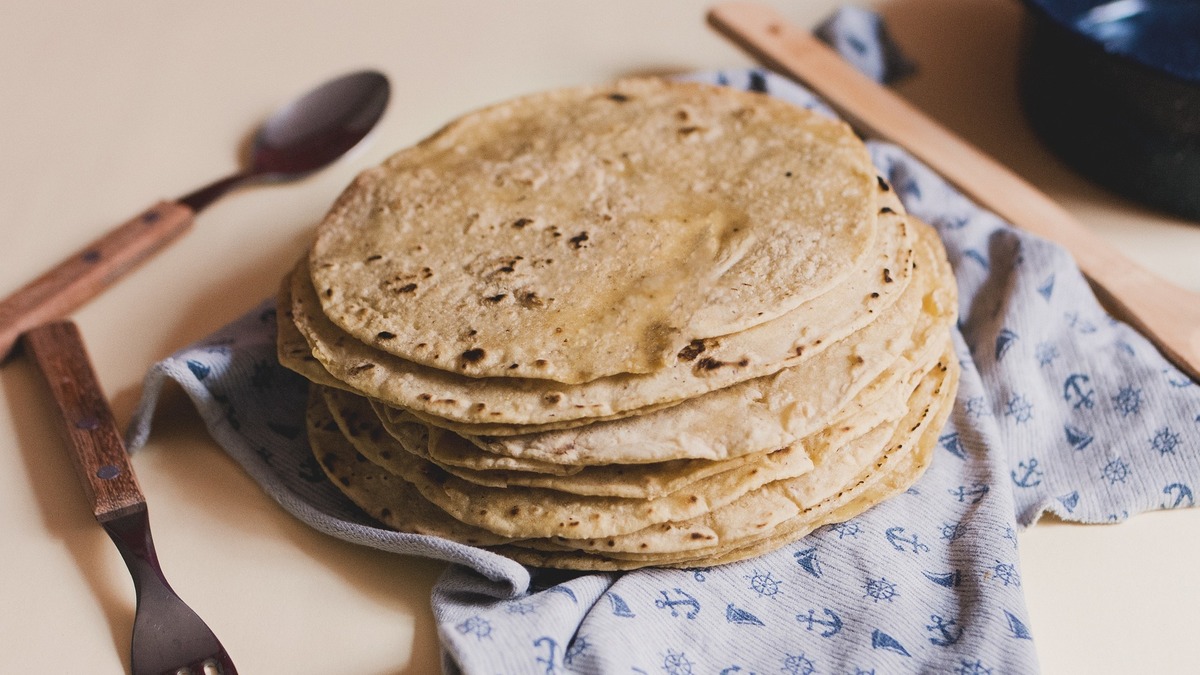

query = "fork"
(22, 320), (237, 675)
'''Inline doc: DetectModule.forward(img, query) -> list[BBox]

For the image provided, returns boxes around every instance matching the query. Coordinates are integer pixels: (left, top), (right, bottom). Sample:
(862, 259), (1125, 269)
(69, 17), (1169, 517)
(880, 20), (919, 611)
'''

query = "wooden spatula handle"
(0, 200), (194, 363)
(23, 320), (145, 522)
(708, 1), (1200, 383)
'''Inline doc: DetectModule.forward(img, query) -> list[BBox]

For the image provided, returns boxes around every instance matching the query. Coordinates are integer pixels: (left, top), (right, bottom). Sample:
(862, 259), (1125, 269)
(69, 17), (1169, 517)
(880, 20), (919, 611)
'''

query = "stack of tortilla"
(278, 77), (960, 571)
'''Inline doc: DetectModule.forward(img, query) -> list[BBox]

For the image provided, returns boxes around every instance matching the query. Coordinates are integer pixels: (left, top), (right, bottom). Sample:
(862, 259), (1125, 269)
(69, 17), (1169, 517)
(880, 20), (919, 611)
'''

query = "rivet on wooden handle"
(22, 320), (145, 522)
(0, 200), (195, 363)
(707, 1), (1200, 384)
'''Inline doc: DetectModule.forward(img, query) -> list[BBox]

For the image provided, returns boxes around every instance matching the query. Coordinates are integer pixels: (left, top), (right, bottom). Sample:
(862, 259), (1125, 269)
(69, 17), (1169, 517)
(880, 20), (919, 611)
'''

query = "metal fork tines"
(22, 320), (237, 675)
(103, 509), (237, 675)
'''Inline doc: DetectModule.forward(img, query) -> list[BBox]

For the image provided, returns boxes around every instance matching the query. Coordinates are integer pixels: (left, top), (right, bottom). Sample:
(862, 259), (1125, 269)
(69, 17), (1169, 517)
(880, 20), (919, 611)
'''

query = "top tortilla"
(283, 187), (909, 429)
(308, 76), (879, 384)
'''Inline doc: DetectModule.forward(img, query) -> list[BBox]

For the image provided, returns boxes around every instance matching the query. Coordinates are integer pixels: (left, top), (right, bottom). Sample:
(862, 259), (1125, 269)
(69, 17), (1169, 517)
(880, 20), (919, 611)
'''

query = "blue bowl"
(1019, 0), (1200, 220)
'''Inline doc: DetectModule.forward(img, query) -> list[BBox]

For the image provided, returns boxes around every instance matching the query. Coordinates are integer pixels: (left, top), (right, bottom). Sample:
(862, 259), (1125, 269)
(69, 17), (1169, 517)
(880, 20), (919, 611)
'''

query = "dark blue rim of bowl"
(1019, 0), (1200, 86)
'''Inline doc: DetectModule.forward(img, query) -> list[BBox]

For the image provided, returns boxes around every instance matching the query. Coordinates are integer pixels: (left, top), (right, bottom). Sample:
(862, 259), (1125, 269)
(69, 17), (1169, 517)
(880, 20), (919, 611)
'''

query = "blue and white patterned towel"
(128, 10), (1200, 675)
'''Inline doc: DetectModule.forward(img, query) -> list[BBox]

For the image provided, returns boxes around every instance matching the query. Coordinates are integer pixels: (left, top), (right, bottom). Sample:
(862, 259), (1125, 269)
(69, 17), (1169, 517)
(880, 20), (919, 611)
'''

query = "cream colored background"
(2, 1), (1198, 673)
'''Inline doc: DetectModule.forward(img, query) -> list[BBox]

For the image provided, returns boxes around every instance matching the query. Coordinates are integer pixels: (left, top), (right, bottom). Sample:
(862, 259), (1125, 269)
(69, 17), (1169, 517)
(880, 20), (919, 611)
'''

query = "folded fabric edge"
(126, 350), (532, 594)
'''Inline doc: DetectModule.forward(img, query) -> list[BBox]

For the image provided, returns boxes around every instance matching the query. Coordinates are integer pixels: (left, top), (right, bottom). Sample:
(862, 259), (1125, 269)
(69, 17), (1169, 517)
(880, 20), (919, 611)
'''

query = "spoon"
(0, 69), (390, 361)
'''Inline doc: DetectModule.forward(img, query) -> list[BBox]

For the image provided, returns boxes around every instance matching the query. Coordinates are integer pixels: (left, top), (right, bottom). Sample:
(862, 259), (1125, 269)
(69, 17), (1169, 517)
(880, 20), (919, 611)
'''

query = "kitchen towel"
(128, 11), (1200, 674)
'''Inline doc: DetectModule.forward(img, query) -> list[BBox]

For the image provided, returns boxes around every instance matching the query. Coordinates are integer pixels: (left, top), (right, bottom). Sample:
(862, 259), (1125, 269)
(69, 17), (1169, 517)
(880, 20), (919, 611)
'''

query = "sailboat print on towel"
(995, 329), (1018, 361)
(1065, 424), (1094, 451)
(608, 593), (636, 618)
(726, 604), (765, 626)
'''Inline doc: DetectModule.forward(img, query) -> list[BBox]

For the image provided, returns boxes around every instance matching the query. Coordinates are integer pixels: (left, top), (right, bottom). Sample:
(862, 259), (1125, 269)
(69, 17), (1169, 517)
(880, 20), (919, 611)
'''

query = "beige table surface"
(2, 1), (1199, 673)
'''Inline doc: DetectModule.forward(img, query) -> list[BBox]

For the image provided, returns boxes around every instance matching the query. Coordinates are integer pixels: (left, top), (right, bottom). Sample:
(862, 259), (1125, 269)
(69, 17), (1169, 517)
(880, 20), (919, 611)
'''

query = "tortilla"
(305, 390), (515, 547)
(494, 350), (957, 569)
(324, 386), (794, 499)
(308, 77), (881, 384)
(285, 189), (911, 428)
(320, 382), (818, 540)
(415, 220), (952, 466)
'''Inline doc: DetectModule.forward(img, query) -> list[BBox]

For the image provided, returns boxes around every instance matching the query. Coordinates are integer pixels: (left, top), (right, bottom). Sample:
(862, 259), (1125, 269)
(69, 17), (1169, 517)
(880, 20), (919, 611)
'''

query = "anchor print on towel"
(655, 588), (701, 619)
(1063, 374), (1095, 410)
(926, 614), (964, 646)
(949, 483), (989, 504)
(533, 636), (559, 674)
(1164, 482), (1195, 508)
(797, 608), (843, 637)
(1003, 526), (1019, 547)
(1011, 458), (1044, 488)
(885, 526), (930, 554)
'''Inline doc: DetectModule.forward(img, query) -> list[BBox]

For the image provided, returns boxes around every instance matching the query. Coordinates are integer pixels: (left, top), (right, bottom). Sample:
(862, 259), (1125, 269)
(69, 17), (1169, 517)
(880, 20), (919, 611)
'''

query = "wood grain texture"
(22, 320), (145, 521)
(707, 1), (1200, 383)
(0, 200), (194, 362)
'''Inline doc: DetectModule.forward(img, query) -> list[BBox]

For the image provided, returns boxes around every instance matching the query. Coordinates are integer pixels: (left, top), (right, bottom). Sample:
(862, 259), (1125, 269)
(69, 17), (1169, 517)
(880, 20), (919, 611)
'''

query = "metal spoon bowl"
(0, 69), (391, 361)
(182, 70), (390, 211)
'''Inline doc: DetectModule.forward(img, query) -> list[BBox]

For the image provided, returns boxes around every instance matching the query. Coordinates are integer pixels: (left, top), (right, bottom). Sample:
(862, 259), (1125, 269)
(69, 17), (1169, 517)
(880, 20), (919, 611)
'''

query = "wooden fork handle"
(0, 200), (195, 363)
(23, 320), (145, 522)
(708, 1), (1200, 383)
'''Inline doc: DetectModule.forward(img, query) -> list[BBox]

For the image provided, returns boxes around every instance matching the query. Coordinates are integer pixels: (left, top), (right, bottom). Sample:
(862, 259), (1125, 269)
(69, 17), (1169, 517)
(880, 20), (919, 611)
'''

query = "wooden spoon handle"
(22, 320), (145, 522)
(0, 200), (194, 362)
(708, 1), (1200, 383)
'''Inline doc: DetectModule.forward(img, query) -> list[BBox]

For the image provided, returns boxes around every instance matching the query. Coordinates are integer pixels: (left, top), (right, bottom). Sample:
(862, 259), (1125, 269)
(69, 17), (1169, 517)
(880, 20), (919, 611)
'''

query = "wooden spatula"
(708, 1), (1200, 384)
